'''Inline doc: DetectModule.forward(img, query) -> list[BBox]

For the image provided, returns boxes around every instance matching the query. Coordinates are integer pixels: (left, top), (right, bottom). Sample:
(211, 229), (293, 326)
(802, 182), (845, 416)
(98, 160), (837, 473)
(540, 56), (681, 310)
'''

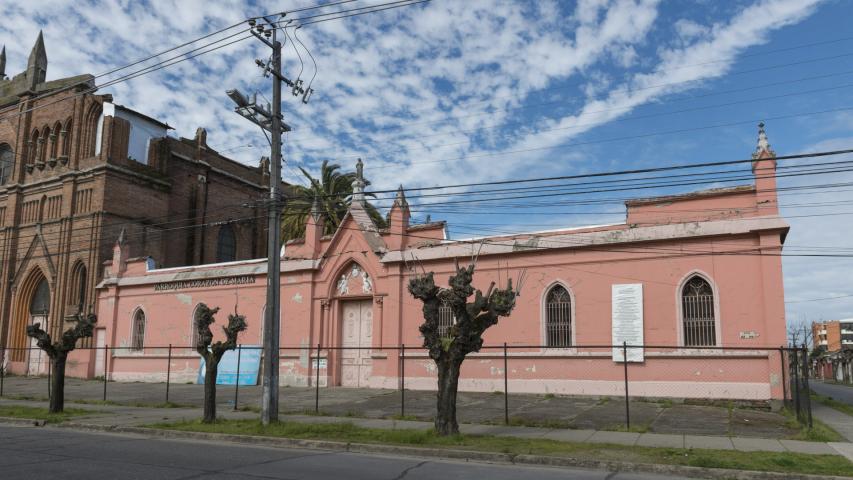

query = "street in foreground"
(0, 424), (691, 480)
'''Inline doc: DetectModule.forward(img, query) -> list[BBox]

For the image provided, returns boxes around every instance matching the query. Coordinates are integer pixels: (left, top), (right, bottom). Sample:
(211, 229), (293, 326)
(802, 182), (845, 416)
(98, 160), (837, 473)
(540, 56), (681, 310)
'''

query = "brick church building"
(0, 33), (279, 372)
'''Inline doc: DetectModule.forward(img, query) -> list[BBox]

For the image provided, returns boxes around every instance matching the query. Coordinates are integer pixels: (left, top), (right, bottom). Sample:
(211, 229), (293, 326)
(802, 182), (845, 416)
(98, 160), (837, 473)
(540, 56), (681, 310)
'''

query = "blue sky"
(2, 0), (853, 326)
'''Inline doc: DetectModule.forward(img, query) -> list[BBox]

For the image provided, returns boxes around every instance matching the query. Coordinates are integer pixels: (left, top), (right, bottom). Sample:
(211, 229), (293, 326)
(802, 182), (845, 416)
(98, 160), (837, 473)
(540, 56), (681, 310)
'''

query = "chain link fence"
(0, 343), (813, 433)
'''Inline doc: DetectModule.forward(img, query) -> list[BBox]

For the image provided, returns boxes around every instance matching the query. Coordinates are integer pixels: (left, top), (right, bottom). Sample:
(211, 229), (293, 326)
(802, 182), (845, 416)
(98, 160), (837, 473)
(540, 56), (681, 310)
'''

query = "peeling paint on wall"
(769, 372), (780, 387)
(175, 293), (192, 305)
(292, 292), (303, 303)
(422, 361), (436, 373)
(299, 339), (309, 368)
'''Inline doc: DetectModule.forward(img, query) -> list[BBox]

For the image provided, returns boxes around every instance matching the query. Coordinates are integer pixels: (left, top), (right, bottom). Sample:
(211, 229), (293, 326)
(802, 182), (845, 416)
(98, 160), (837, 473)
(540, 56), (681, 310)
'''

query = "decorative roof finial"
(26, 30), (47, 88)
(352, 158), (366, 204)
(116, 227), (126, 246)
(310, 191), (322, 221)
(753, 121), (775, 159)
(393, 184), (408, 209)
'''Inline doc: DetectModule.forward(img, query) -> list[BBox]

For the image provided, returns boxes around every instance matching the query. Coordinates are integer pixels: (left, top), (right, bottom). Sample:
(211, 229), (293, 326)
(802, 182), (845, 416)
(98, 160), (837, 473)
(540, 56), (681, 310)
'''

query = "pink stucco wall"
(69, 156), (790, 400)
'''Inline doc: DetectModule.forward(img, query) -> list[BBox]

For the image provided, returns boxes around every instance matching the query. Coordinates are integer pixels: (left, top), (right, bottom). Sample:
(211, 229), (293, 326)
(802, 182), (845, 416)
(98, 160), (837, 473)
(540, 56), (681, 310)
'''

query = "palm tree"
(281, 160), (386, 242)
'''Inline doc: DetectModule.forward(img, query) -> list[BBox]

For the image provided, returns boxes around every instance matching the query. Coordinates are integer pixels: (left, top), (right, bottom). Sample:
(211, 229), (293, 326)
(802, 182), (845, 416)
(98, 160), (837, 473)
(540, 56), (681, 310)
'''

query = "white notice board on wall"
(612, 283), (644, 362)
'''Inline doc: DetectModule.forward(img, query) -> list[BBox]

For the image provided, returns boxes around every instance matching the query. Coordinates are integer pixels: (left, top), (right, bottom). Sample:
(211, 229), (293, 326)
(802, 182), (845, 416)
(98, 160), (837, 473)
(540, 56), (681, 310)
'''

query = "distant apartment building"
(812, 319), (853, 352)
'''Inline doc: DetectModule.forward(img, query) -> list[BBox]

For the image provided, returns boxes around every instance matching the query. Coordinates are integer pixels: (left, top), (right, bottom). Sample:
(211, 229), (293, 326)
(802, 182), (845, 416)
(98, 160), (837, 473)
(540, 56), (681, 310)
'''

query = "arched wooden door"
(340, 300), (373, 387)
(27, 278), (51, 376)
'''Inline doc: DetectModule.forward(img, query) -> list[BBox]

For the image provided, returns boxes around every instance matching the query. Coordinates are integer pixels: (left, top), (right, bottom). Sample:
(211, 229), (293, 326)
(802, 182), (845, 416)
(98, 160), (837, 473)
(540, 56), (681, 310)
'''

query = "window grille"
(682, 276), (716, 346)
(437, 300), (455, 337)
(131, 310), (145, 351)
(545, 285), (572, 347)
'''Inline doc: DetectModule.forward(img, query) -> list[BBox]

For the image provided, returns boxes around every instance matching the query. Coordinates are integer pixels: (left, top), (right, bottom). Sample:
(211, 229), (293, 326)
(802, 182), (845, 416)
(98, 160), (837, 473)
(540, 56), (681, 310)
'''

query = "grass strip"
(0, 405), (91, 423)
(150, 419), (853, 477)
(781, 407), (844, 442)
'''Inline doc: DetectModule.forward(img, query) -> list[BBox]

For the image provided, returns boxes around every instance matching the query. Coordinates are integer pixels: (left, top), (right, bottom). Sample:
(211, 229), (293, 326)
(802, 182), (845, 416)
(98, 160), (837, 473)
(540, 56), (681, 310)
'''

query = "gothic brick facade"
(0, 33), (276, 372)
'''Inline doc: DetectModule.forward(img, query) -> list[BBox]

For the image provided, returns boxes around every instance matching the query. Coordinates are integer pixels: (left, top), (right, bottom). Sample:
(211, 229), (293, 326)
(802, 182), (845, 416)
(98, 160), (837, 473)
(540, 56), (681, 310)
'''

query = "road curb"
(1, 421), (832, 480)
(0, 416), (47, 426)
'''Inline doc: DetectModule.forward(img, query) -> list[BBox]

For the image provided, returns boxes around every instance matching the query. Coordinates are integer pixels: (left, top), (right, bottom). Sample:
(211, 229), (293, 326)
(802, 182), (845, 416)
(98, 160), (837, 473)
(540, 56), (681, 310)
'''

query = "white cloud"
(3, 0), (845, 322)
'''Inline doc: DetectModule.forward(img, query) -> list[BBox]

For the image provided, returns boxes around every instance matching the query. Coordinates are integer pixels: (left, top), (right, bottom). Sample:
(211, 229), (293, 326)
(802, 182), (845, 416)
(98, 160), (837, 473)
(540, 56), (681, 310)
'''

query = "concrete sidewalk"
(813, 402), (853, 441)
(2, 397), (851, 462)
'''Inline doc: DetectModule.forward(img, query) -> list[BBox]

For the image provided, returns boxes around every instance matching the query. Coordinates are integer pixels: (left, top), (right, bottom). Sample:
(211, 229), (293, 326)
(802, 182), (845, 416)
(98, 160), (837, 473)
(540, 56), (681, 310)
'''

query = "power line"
(362, 160), (853, 204)
(290, 0), (432, 26)
(287, 147), (853, 199)
(9, 150), (853, 252)
(786, 294), (853, 304)
(0, 1), (418, 123)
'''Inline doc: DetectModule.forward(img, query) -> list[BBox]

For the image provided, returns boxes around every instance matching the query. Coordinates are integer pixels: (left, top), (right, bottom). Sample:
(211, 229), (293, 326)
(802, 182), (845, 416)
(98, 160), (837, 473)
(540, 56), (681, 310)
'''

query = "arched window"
(29, 129), (40, 164)
(30, 278), (51, 315)
(40, 126), (50, 163)
(545, 284), (572, 347)
(84, 103), (102, 156)
(50, 122), (62, 159)
(131, 309), (146, 351)
(69, 262), (87, 311)
(0, 143), (12, 184)
(191, 305), (203, 349)
(681, 275), (716, 347)
(61, 118), (73, 157)
(437, 300), (455, 337)
(216, 224), (236, 262)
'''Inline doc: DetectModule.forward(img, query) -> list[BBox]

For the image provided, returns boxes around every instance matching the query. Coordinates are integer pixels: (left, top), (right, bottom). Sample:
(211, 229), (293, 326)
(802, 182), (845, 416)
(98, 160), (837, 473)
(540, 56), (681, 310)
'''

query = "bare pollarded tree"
(408, 262), (517, 436)
(26, 313), (97, 413)
(194, 303), (247, 423)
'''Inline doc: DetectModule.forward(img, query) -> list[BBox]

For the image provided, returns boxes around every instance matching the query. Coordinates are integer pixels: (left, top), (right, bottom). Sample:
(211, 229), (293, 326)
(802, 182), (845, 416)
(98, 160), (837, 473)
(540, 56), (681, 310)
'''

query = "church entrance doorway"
(27, 277), (51, 376)
(340, 299), (372, 387)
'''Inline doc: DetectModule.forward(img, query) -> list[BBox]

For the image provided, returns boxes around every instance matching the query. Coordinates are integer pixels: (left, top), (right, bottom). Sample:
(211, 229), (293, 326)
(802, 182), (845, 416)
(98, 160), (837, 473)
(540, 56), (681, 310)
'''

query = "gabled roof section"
(322, 202), (387, 256)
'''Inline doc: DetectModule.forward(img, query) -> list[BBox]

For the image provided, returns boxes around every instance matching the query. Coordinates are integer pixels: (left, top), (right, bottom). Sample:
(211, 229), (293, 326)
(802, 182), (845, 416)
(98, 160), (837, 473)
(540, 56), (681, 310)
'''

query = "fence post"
(779, 347), (788, 408)
(233, 344), (242, 411)
(623, 341), (630, 430)
(314, 343), (321, 414)
(503, 342), (509, 425)
(801, 344), (813, 429)
(400, 344), (405, 418)
(165, 344), (172, 404)
(104, 345), (110, 402)
(792, 348), (801, 421)
(0, 347), (5, 397)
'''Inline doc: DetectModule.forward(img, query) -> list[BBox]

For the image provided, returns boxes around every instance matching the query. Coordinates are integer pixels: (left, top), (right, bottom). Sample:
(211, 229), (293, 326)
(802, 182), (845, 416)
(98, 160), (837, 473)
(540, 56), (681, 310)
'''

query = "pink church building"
(20, 128), (790, 401)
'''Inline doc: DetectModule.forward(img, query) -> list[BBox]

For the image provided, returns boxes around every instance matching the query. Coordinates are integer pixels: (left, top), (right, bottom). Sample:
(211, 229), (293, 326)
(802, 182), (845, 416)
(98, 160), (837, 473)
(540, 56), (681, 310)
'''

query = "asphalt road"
(812, 380), (853, 405)
(0, 425), (692, 480)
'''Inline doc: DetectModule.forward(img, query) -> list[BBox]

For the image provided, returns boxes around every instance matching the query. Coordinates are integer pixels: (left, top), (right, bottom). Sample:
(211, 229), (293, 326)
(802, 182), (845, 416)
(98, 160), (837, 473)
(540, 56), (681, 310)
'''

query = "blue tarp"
(197, 345), (261, 386)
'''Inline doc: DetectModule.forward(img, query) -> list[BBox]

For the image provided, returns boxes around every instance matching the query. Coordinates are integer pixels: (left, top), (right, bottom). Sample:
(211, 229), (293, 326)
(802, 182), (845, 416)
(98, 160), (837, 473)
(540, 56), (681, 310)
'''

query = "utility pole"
(227, 14), (310, 425)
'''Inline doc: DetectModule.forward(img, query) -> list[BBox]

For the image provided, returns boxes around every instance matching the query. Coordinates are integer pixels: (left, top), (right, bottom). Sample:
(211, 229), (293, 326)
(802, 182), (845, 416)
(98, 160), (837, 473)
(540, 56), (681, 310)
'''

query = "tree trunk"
(203, 358), (218, 423)
(435, 356), (462, 435)
(49, 354), (66, 414)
